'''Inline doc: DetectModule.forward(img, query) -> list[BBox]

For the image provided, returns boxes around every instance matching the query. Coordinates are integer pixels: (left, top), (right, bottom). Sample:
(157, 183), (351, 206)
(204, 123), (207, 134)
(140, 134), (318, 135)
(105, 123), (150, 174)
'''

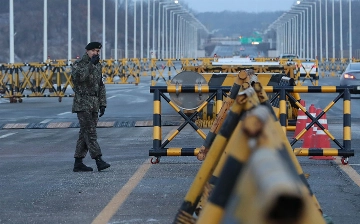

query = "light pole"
(140, 0), (143, 59)
(170, 10), (187, 58)
(158, 1), (167, 59)
(349, 0), (352, 60)
(114, 0), (118, 60)
(340, 0), (343, 59)
(297, 1), (316, 59)
(9, 0), (14, 63)
(147, 0), (150, 58)
(68, 0), (72, 63)
(125, 0), (128, 58)
(157, 1), (175, 59)
(325, 0), (328, 60)
(287, 9), (304, 57)
(43, 0), (47, 62)
(293, 6), (309, 58)
(102, 0), (105, 60)
(163, 5), (181, 58)
(87, 0), (90, 44)
(294, 6), (309, 58)
(133, 0), (136, 58)
(332, 0), (335, 59)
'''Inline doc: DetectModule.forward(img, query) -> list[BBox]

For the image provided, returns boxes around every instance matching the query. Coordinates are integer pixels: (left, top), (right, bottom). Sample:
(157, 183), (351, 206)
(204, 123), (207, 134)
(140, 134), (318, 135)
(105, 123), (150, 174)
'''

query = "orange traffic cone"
(310, 108), (335, 160)
(293, 100), (307, 140)
(302, 104), (316, 148)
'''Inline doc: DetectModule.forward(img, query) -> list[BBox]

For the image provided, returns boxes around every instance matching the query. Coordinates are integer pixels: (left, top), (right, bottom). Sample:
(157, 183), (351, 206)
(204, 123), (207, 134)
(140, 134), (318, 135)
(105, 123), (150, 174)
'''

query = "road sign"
(239, 36), (263, 44)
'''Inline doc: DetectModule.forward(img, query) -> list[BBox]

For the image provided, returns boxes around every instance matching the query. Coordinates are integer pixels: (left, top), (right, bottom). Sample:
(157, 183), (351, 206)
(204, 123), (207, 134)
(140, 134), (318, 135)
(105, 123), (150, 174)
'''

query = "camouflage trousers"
(74, 111), (102, 159)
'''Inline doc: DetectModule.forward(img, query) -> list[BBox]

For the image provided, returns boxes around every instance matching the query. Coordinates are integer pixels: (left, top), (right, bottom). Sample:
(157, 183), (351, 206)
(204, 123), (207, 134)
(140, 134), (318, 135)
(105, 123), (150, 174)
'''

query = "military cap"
(85, 42), (102, 50)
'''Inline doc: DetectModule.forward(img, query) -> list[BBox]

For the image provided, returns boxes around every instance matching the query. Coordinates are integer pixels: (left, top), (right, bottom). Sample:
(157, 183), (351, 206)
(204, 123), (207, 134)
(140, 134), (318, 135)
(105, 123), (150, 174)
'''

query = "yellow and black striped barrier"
(266, 85), (356, 164)
(196, 105), (326, 223)
(149, 82), (357, 163)
(149, 85), (231, 164)
(196, 70), (250, 161)
(172, 87), (260, 223)
(195, 81), (266, 218)
(0, 62), (74, 102)
(172, 83), (329, 223)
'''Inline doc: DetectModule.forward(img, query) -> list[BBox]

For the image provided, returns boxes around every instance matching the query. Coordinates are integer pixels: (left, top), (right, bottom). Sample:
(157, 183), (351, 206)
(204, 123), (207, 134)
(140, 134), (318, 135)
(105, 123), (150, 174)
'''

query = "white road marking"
(107, 96), (116, 99)
(0, 132), (17, 139)
(40, 119), (52, 124)
(335, 157), (360, 187)
(57, 112), (71, 116)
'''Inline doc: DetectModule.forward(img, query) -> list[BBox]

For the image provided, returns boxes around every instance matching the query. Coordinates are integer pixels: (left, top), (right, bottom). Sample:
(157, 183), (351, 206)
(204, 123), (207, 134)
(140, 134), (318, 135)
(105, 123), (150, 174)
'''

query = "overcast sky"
(181, 0), (296, 13)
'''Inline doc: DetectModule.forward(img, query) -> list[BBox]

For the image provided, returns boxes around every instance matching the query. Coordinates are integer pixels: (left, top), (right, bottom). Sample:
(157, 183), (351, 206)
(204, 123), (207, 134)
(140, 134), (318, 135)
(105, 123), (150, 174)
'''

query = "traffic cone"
(293, 100), (307, 140)
(302, 104), (316, 148)
(310, 108), (335, 160)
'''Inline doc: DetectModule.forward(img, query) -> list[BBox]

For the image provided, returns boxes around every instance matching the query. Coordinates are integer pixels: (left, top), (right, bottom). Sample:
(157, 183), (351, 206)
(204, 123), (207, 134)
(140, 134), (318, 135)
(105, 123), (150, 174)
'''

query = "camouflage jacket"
(71, 53), (107, 113)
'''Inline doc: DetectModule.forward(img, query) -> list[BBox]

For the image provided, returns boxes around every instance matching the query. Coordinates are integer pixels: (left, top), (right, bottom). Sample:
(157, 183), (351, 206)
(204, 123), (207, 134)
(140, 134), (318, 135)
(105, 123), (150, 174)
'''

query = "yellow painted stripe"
(169, 101), (181, 112)
(167, 129), (180, 142)
(344, 126), (351, 141)
(344, 100), (351, 114)
(335, 157), (360, 187)
(323, 102), (334, 112)
(321, 86), (336, 92)
(167, 148), (183, 156)
(153, 101), (160, 114)
(166, 85), (178, 93)
(195, 85), (209, 93)
(293, 86), (309, 92)
(92, 160), (151, 224)
(153, 126), (161, 140)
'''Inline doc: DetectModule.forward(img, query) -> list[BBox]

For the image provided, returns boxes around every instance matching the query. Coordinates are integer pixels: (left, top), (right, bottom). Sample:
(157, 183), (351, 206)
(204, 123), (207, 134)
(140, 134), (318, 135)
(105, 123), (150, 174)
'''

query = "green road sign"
(239, 36), (263, 44)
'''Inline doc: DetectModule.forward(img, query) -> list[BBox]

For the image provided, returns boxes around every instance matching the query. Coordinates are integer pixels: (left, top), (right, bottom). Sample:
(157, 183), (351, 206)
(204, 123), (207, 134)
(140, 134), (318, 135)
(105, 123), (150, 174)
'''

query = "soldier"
(71, 41), (110, 172)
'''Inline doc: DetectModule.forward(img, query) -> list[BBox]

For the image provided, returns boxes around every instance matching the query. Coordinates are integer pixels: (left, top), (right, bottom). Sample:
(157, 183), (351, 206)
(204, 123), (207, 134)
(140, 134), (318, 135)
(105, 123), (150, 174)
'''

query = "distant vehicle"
(279, 53), (299, 60)
(279, 53), (318, 78)
(340, 62), (360, 86)
(211, 56), (279, 66)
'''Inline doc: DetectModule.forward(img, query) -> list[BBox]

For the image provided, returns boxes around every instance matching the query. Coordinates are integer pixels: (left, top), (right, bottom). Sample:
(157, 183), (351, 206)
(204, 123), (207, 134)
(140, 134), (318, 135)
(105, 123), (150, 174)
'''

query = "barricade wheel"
(150, 157), (160, 164)
(341, 157), (349, 165)
(18, 98), (23, 103)
(58, 97), (62, 102)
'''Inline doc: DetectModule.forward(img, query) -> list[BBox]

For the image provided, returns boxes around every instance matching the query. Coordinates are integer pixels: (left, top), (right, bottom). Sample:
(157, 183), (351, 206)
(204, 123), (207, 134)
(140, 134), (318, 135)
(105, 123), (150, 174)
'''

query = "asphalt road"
(1, 74), (360, 224)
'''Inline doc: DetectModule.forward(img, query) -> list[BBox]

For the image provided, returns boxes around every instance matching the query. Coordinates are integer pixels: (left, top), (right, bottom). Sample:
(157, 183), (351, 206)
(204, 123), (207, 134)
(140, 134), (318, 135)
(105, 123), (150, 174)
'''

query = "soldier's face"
(87, 48), (101, 58)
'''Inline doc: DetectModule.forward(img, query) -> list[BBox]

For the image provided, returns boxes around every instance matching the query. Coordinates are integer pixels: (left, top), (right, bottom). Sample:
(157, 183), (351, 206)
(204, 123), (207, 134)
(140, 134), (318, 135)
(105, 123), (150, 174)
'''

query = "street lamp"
(279, 10), (304, 56)
(297, 1), (316, 59)
(163, 5), (181, 58)
(171, 10), (187, 58)
(158, 1), (173, 59)
(292, 6), (309, 58)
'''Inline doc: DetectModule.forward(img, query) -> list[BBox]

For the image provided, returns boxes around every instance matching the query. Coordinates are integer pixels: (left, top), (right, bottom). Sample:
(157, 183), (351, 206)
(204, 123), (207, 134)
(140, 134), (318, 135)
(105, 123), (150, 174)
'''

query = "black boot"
(95, 156), (110, 171)
(73, 158), (93, 172)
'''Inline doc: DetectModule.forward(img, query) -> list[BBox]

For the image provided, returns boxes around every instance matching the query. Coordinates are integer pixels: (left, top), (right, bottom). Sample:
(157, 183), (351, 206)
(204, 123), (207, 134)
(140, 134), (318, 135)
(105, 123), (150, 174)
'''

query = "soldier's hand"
(91, 55), (100, 65)
(99, 106), (106, 117)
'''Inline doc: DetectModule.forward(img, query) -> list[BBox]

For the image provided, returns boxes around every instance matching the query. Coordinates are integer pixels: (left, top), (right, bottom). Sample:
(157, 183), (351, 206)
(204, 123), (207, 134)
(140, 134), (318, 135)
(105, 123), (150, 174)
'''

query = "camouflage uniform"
(71, 53), (106, 159)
